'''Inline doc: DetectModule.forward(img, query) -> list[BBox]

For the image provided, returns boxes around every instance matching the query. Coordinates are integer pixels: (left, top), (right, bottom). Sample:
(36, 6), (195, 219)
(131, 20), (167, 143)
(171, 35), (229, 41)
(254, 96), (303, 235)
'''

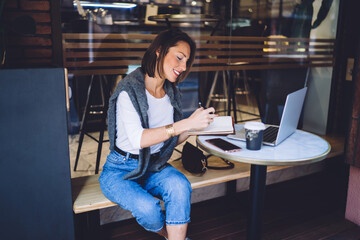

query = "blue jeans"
(99, 150), (192, 232)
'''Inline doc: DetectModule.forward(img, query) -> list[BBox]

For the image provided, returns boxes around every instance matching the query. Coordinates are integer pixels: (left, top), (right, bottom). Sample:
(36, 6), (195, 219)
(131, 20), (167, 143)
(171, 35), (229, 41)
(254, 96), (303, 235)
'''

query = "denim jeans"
(99, 150), (192, 232)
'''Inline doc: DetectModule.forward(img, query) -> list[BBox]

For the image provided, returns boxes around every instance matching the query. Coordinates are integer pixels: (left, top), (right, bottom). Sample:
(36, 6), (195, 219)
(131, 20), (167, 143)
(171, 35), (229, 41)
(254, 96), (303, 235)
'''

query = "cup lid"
(244, 121), (266, 130)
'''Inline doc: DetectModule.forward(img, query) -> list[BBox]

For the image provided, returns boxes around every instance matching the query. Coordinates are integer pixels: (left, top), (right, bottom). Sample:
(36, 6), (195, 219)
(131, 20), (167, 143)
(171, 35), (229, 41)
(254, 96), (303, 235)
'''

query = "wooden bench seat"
(72, 160), (252, 214)
(71, 135), (344, 214)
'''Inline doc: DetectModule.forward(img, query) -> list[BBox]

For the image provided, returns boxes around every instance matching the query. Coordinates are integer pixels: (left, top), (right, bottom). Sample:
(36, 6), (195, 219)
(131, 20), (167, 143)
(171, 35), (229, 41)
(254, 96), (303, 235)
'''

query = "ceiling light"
(73, 1), (137, 9)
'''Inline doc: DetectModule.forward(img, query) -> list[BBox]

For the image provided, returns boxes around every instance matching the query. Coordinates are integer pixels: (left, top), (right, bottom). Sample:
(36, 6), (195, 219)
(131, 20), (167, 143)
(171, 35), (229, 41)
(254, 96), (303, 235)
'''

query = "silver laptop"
(227, 87), (308, 146)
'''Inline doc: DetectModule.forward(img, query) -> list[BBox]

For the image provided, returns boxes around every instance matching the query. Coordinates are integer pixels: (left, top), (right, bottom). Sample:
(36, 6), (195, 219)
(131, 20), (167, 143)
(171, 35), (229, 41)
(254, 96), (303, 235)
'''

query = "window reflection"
(61, 0), (339, 134)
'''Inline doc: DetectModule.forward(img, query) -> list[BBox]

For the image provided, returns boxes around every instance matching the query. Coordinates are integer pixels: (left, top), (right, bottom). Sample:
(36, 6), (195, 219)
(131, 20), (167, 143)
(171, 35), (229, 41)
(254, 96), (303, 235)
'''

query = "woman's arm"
(118, 91), (216, 149)
(117, 92), (145, 150)
(177, 132), (190, 146)
(140, 107), (216, 148)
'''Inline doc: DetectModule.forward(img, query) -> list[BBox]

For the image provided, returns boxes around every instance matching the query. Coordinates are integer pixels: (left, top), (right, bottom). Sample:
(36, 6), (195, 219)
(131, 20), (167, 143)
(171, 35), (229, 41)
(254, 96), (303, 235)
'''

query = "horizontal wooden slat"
(64, 51), (145, 58)
(5, 12), (51, 23)
(69, 68), (134, 76)
(64, 42), (151, 49)
(8, 36), (52, 46)
(63, 33), (335, 44)
(190, 63), (333, 72)
(195, 50), (333, 57)
(36, 24), (52, 35)
(24, 48), (52, 58)
(191, 35), (336, 43)
(66, 57), (333, 68)
(66, 63), (334, 76)
(196, 44), (333, 50)
(64, 42), (333, 51)
(63, 33), (157, 40)
(6, 58), (53, 64)
(68, 62), (333, 76)
(20, 0), (50, 10)
(65, 59), (142, 67)
(64, 50), (333, 60)
(64, 50), (333, 59)
(63, 33), (335, 76)
(193, 57), (333, 65)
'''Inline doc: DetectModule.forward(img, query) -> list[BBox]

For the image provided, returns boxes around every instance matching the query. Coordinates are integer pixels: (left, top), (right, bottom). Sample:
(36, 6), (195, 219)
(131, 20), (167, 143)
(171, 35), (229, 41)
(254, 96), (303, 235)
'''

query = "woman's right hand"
(186, 107), (217, 131)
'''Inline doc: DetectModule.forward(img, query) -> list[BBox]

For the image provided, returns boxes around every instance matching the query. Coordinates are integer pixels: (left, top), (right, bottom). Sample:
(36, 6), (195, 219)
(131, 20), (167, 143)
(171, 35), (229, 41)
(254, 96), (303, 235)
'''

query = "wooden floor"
(99, 158), (360, 240)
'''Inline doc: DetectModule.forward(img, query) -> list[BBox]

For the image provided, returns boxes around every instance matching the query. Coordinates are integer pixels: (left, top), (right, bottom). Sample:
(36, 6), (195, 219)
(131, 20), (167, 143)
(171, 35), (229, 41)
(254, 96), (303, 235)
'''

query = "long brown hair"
(141, 28), (196, 83)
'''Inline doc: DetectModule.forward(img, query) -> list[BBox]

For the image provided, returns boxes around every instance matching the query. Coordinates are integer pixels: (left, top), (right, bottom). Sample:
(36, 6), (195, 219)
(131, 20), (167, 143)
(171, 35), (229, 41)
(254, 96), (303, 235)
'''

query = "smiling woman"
(160, 41), (190, 83)
(141, 28), (196, 84)
(99, 28), (216, 240)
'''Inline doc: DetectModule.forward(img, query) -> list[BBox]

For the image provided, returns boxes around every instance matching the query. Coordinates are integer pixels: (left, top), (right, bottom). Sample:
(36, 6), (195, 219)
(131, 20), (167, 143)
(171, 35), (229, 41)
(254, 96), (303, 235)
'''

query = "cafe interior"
(1, 0), (360, 239)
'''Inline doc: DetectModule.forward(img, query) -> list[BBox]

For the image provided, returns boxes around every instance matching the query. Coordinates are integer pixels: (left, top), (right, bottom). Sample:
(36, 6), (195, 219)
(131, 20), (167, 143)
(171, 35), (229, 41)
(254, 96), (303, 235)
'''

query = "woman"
(99, 28), (216, 240)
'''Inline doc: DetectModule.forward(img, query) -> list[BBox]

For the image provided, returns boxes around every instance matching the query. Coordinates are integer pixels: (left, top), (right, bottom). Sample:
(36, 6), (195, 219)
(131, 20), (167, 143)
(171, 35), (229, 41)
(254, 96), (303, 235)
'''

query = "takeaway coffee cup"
(244, 122), (266, 150)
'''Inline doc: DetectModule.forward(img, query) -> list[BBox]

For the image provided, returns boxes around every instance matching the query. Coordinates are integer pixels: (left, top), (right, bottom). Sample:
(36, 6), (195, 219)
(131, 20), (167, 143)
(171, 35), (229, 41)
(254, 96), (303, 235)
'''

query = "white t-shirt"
(115, 90), (174, 154)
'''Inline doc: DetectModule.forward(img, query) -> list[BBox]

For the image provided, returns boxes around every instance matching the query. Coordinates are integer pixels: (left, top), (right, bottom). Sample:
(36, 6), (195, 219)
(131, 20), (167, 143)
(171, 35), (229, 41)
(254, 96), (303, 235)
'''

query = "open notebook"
(227, 87), (307, 146)
(188, 116), (234, 135)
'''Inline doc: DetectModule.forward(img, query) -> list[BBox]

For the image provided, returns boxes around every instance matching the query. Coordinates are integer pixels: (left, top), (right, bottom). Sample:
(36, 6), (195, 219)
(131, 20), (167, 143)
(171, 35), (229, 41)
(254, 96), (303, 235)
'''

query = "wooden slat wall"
(3, 0), (60, 67)
(63, 33), (335, 76)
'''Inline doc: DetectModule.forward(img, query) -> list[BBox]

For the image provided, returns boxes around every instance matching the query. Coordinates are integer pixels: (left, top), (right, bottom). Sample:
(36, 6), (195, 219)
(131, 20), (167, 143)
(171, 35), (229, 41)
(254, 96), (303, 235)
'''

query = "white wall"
(303, 0), (339, 134)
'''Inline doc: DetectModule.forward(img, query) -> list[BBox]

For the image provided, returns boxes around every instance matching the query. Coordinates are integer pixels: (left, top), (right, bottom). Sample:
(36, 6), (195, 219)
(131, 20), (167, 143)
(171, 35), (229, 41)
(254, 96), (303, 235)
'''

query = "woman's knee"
(163, 173), (192, 202)
(132, 198), (165, 232)
(162, 174), (192, 226)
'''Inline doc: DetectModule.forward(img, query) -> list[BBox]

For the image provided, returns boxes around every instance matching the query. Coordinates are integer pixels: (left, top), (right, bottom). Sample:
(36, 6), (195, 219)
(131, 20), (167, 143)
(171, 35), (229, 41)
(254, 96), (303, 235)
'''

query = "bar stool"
(233, 70), (260, 121)
(73, 74), (110, 174)
(205, 70), (259, 123)
(205, 71), (228, 110)
(234, 70), (254, 110)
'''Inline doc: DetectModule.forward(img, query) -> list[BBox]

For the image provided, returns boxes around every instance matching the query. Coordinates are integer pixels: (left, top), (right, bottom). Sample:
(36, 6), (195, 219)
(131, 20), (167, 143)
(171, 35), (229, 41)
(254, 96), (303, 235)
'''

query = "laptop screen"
(275, 87), (307, 145)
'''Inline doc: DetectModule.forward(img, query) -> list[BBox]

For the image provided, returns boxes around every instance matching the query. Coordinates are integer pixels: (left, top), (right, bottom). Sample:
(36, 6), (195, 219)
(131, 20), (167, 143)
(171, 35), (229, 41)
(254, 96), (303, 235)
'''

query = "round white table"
(197, 125), (331, 240)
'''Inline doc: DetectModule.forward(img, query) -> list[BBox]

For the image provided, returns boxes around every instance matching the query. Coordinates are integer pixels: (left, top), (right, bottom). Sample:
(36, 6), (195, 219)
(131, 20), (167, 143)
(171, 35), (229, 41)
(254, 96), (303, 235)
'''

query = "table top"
(197, 125), (331, 166)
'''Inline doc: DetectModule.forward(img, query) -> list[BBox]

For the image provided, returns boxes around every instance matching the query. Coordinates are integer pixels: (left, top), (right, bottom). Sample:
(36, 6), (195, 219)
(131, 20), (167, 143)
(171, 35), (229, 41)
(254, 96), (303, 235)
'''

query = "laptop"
(227, 87), (308, 146)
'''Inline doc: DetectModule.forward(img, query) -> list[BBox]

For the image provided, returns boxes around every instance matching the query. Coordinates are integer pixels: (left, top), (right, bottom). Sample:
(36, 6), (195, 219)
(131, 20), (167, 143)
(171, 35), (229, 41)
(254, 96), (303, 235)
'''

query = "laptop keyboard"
(263, 126), (279, 143)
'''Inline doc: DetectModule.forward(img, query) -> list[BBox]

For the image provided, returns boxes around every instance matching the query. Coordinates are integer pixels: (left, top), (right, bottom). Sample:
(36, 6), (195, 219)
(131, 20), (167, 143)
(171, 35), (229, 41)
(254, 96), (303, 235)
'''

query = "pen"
(199, 102), (214, 114)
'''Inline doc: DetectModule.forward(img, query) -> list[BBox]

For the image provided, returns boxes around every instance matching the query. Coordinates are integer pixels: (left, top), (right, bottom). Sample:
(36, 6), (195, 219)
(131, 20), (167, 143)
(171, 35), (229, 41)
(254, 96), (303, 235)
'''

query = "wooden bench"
(71, 135), (344, 238)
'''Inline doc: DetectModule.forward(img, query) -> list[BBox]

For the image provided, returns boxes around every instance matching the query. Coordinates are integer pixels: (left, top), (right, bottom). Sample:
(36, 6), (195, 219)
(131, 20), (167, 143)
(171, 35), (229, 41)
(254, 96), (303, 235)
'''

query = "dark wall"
(2, 0), (62, 68)
(329, 0), (360, 135)
(329, 0), (360, 167)
(0, 69), (74, 240)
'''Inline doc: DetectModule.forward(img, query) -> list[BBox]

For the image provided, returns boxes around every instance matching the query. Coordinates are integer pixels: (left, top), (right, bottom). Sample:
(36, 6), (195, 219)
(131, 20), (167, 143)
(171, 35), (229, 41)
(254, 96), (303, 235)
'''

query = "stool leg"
(95, 76), (108, 174)
(223, 71), (228, 114)
(230, 72), (238, 123)
(232, 77), (238, 122)
(74, 76), (94, 171)
(95, 124), (104, 174)
(226, 71), (231, 116)
(226, 71), (238, 123)
(242, 70), (256, 114)
(206, 71), (219, 108)
(237, 71), (244, 122)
